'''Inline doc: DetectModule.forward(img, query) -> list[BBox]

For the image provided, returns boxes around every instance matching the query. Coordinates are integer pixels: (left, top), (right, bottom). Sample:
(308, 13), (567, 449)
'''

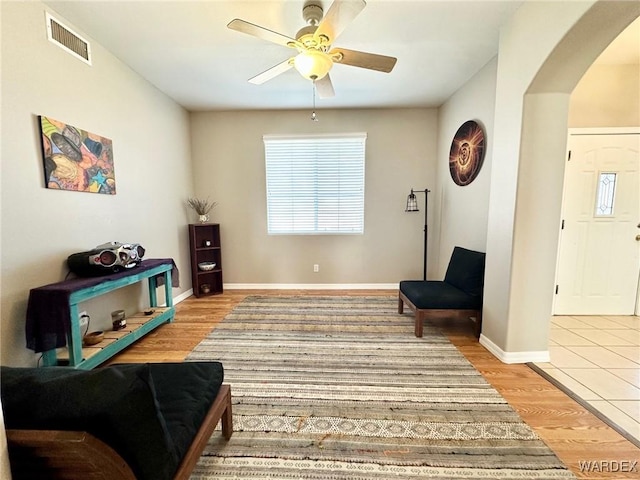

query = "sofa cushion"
(148, 362), (224, 464)
(443, 247), (486, 297)
(1, 364), (178, 480)
(400, 280), (482, 310)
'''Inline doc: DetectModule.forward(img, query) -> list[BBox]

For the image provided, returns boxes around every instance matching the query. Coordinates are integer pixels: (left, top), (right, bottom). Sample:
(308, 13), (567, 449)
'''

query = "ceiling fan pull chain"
(311, 81), (318, 121)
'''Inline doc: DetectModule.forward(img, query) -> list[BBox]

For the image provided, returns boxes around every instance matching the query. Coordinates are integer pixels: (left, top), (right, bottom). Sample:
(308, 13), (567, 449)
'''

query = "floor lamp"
(405, 188), (430, 280)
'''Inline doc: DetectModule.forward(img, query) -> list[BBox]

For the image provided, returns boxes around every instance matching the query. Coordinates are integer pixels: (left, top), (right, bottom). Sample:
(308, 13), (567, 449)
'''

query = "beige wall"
(1, 2), (194, 367)
(484, 0), (592, 358)
(434, 57), (497, 277)
(569, 63), (640, 127)
(189, 109), (437, 284)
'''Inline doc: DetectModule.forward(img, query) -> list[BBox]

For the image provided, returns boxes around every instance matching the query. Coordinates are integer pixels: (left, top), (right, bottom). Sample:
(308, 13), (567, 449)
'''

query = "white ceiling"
(44, 1), (638, 112)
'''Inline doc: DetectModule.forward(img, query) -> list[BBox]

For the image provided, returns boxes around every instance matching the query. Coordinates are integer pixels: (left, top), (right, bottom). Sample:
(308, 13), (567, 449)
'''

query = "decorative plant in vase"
(187, 197), (217, 223)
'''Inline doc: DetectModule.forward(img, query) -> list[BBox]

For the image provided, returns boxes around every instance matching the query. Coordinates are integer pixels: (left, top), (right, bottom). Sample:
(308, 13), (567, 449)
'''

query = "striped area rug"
(187, 295), (575, 479)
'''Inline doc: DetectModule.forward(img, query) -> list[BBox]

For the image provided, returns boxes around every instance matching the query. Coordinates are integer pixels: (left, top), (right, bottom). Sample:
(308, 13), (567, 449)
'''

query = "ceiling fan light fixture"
(294, 50), (332, 81)
(229, 0), (395, 91)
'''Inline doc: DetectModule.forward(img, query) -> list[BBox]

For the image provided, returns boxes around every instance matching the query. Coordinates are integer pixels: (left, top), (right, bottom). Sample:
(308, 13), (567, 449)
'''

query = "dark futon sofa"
(1, 362), (232, 480)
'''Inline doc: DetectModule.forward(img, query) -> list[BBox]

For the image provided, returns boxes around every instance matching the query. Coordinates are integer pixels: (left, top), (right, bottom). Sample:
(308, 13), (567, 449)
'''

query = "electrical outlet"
(78, 311), (89, 327)
(313, 264), (319, 273)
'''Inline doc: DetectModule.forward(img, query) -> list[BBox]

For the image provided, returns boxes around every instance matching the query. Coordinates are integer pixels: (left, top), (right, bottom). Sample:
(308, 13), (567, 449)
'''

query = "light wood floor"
(108, 290), (640, 479)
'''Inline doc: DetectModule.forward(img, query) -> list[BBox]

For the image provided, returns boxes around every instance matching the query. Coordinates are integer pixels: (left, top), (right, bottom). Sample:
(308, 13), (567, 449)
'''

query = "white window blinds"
(264, 133), (366, 235)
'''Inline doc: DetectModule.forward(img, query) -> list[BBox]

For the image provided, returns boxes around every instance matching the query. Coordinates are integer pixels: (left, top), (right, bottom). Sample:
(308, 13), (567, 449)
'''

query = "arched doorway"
(521, 2), (640, 346)
(481, 0), (640, 361)
(534, 17), (640, 443)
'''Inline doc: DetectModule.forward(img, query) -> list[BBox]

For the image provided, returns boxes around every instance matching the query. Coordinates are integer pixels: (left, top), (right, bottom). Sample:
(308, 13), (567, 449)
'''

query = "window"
(264, 133), (366, 235)
(595, 172), (617, 216)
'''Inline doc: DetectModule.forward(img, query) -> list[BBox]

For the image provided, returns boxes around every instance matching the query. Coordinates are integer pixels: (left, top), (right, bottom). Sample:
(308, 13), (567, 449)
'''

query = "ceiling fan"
(227, 0), (397, 98)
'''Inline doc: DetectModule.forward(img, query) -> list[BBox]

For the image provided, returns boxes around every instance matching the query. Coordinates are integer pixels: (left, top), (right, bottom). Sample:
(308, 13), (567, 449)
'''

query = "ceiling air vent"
(45, 12), (91, 65)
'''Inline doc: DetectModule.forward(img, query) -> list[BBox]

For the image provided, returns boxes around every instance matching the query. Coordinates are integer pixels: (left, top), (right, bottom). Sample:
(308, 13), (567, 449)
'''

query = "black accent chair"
(398, 246), (486, 338)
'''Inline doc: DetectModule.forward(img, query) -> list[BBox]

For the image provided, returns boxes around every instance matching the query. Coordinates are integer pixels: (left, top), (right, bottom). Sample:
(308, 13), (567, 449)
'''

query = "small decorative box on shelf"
(188, 224), (223, 297)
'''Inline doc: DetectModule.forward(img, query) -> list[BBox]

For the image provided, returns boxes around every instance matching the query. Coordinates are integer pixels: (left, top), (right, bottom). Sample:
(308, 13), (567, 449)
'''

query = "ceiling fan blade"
(330, 47), (397, 73)
(315, 75), (335, 98)
(227, 19), (300, 49)
(248, 58), (294, 85)
(314, 0), (366, 44)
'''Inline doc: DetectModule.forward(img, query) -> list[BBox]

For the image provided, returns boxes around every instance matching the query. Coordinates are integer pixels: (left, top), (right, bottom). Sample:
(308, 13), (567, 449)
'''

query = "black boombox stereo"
(67, 242), (146, 277)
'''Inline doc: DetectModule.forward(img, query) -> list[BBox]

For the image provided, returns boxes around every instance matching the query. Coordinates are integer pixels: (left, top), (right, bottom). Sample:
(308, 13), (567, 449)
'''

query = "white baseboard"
(173, 288), (193, 304)
(224, 283), (399, 290)
(479, 334), (550, 364)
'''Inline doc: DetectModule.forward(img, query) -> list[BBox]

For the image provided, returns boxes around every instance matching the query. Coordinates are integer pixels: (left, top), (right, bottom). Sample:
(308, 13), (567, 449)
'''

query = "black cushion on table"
(148, 362), (224, 464)
(443, 247), (486, 297)
(399, 280), (482, 310)
(0, 364), (181, 480)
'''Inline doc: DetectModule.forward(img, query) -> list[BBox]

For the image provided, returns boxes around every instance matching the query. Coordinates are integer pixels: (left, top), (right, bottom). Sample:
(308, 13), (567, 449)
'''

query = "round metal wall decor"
(449, 120), (486, 186)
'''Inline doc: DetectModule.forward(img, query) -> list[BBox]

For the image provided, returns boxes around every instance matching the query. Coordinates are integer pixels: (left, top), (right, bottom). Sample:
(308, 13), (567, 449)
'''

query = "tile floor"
(534, 315), (640, 444)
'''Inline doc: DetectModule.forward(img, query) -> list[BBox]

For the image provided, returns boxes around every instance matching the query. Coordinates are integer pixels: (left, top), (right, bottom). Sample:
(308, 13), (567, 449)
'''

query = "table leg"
(164, 270), (173, 307)
(67, 304), (84, 366)
(148, 276), (158, 307)
(41, 349), (58, 367)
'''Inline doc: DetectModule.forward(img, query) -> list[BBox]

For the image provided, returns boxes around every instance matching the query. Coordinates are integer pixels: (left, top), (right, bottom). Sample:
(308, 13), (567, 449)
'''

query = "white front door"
(554, 131), (640, 315)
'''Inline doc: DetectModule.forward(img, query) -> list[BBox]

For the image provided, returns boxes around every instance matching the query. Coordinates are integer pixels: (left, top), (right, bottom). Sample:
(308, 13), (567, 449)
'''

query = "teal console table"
(26, 259), (176, 370)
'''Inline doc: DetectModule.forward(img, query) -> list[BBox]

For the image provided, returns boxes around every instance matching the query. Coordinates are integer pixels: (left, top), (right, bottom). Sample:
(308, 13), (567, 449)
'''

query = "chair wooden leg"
(414, 312), (424, 338)
(398, 296), (404, 314)
(474, 310), (482, 338)
(221, 386), (233, 440)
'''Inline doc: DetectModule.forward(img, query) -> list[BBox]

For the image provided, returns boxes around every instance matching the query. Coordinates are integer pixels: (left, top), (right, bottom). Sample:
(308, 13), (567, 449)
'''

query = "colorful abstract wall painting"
(39, 116), (116, 194)
(448, 120), (485, 186)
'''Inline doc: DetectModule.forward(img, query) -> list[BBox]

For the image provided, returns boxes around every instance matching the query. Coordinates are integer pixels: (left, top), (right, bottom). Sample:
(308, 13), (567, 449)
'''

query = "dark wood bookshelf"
(188, 224), (223, 297)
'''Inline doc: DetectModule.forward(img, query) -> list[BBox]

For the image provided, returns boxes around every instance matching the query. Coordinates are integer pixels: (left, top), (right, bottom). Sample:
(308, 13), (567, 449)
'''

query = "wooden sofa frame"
(398, 291), (482, 338)
(6, 384), (233, 480)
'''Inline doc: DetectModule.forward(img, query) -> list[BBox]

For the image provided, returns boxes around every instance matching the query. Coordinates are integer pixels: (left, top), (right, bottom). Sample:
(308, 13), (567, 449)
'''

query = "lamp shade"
(405, 191), (419, 212)
(294, 50), (333, 81)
